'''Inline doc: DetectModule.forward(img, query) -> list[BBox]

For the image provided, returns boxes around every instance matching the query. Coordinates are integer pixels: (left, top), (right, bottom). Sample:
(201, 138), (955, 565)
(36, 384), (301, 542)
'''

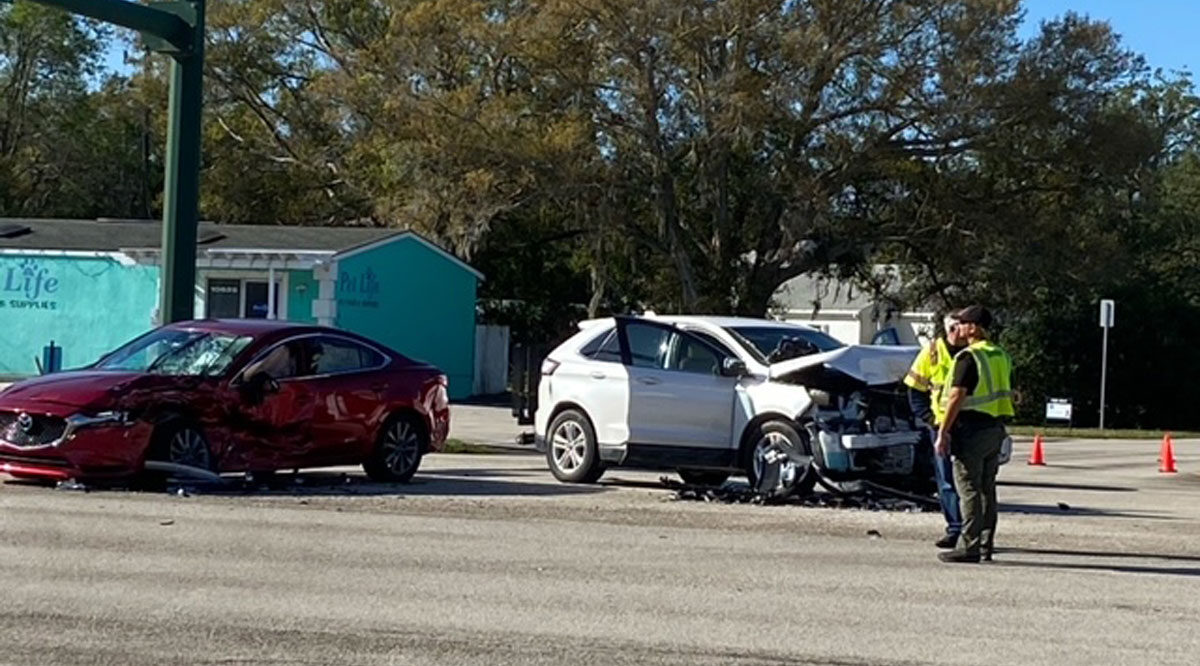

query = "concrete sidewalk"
(448, 404), (531, 449)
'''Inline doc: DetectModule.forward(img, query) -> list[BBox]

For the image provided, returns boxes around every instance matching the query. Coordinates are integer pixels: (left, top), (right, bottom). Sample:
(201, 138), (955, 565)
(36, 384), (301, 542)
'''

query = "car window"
(312, 337), (383, 375)
(580, 329), (622, 363)
(97, 329), (253, 377)
(623, 323), (671, 369)
(243, 340), (305, 380)
(668, 334), (722, 375)
(683, 329), (736, 359)
(872, 327), (902, 346)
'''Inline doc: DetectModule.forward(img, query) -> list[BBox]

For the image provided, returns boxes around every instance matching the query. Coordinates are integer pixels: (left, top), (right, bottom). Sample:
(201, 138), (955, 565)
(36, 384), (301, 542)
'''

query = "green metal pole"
(159, 25), (203, 323)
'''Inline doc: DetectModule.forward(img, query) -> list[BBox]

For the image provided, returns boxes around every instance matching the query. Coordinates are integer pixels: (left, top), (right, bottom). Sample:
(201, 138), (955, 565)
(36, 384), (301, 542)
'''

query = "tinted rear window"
(579, 329), (622, 363)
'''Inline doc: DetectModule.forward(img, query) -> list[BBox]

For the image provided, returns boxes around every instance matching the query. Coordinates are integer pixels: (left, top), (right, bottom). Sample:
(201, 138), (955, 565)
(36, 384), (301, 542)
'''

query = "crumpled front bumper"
(814, 429), (922, 476)
(0, 421), (153, 481)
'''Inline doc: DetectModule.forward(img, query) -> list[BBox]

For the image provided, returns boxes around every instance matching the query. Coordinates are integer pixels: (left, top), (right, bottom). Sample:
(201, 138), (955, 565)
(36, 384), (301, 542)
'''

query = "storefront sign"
(338, 266), (381, 309)
(0, 259), (60, 310)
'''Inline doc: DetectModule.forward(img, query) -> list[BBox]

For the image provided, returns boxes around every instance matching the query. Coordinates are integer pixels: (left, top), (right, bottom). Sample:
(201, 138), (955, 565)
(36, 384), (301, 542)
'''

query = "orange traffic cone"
(1159, 433), (1177, 474)
(1028, 433), (1046, 466)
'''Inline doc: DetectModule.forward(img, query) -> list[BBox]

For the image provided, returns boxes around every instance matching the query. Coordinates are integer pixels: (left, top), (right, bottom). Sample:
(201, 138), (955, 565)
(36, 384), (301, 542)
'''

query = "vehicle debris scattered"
(660, 475), (940, 513)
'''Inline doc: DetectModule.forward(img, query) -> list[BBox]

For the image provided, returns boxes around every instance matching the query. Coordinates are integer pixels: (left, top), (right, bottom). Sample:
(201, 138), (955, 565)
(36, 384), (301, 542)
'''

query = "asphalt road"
(3, 429), (1200, 665)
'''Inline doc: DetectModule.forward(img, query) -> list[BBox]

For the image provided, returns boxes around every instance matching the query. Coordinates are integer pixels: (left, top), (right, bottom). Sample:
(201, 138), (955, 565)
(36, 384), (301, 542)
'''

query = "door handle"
(589, 371), (607, 380)
(371, 383), (388, 392)
(637, 376), (661, 385)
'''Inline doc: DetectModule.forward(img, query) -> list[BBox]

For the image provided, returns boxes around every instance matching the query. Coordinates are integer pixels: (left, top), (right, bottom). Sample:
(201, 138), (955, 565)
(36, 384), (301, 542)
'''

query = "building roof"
(773, 273), (878, 314)
(0, 218), (397, 253)
(772, 266), (935, 316)
(0, 218), (483, 280)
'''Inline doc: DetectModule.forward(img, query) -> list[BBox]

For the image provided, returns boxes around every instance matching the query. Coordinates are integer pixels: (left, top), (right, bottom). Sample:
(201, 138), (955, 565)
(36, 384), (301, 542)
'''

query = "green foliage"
(0, 4), (127, 217)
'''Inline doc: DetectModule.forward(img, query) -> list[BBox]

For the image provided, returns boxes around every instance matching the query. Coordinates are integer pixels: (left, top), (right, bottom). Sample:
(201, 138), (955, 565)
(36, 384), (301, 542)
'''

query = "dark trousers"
(951, 420), (1006, 555)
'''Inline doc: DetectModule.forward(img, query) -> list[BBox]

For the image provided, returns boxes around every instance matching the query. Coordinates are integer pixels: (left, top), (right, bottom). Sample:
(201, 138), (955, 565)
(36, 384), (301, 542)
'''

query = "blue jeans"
(934, 445), (963, 537)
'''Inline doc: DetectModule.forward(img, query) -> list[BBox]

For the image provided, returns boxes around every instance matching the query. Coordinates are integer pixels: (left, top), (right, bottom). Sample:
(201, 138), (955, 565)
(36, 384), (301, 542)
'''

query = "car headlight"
(66, 410), (133, 429)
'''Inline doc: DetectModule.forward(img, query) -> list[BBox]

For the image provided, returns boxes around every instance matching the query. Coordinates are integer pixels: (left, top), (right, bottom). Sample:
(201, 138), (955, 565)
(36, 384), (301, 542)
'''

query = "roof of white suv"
(657, 315), (817, 330)
(577, 314), (821, 332)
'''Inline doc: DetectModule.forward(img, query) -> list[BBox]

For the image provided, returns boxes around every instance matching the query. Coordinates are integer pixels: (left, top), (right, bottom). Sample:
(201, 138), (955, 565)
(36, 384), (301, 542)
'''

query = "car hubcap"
(752, 431), (805, 491)
(551, 421), (587, 472)
(169, 429), (210, 470)
(383, 420), (421, 475)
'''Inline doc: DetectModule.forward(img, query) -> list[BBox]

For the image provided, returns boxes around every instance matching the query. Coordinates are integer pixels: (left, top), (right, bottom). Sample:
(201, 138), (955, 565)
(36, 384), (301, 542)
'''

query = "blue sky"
(1021, 0), (1196, 74)
(101, 1), (1196, 76)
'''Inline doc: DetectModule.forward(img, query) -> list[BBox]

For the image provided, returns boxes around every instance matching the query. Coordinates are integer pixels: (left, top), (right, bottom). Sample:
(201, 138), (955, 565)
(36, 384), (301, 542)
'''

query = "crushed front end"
(805, 385), (932, 491)
(768, 344), (932, 494)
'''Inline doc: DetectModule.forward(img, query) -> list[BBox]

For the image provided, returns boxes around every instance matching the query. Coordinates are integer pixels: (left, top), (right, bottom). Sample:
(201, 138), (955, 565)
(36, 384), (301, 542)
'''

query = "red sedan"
(0, 320), (449, 484)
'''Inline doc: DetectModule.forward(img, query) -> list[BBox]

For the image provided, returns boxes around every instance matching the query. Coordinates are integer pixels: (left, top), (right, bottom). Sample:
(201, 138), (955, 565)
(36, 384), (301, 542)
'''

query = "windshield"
(96, 329), (254, 377)
(725, 326), (844, 364)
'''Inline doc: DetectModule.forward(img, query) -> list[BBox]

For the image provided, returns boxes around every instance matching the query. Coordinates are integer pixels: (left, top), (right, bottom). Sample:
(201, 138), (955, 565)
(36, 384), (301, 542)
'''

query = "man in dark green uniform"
(934, 305), (1014, 564)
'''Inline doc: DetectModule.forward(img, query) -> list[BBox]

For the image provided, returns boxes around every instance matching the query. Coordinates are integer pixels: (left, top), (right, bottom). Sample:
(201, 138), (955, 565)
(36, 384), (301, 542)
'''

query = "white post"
(312, 261), (338, 327)
(1098, 299), (1115, 430)
(267, 264), (276, 320)
(1099, 325), (1108, 430)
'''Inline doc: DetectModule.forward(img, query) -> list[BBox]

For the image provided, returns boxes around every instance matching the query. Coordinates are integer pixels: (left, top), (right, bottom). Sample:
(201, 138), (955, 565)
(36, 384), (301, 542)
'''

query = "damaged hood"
(0, 371), (204, 412)
(769, 345), (919, 386)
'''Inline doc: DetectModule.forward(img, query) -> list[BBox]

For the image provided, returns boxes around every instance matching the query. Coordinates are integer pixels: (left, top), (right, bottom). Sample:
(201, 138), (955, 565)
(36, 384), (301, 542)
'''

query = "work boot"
(935, 534), (959, 549)
(938, 550), (981, 564)
(982, 546), (994, 562)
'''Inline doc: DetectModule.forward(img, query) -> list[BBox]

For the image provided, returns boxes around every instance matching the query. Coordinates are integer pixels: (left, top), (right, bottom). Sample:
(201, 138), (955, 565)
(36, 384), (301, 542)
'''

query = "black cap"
(955, 305), (993, 328)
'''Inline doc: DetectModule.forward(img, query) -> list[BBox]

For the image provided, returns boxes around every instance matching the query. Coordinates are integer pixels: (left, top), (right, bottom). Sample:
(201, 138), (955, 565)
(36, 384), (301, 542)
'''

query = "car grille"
(0, 412), (68, 448)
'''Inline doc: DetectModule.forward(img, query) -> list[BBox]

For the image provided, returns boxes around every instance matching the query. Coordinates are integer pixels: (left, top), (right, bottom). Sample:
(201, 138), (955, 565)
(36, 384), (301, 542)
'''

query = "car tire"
(742, 419), (817, 497)
(546, 409), (605, 484)
(364, 414), (427, 483)
(139, 420), (216, 489)
(677, 470), (731, 486)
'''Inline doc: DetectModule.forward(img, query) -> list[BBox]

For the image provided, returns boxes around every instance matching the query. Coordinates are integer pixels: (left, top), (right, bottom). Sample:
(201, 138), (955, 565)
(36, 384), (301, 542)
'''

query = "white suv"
(534, 314), (925, 494)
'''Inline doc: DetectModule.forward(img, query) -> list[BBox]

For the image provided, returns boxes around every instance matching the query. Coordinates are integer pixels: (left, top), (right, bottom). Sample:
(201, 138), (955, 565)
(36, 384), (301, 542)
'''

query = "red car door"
(226, 338), (318, 471)
(303, 336), (388, 465)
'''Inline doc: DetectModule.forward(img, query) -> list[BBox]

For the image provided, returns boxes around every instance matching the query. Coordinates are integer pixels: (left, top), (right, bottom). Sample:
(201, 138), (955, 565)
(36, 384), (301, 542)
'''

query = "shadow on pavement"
(204, 471), (609, 498)
(998, 501), (1175, 521)
(420, 466), (550, 478)
(988, 546), (1200, 577)
(599, 476), (679, 491)
(994, 559), (1200, 578)
(1002, 546), (1200, 563)
(998, 480), (1137, 493)
(8, 470), (609, 498)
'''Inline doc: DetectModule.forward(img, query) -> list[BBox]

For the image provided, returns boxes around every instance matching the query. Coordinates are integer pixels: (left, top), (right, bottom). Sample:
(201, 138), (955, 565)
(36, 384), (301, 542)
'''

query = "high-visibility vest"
(941, 340), (1015, 418)
(904, 338), (955, 424)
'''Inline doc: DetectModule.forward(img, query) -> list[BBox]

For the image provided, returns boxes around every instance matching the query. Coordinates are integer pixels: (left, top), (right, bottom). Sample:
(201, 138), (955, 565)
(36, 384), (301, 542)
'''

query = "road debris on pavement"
(661, 475), (940, 513)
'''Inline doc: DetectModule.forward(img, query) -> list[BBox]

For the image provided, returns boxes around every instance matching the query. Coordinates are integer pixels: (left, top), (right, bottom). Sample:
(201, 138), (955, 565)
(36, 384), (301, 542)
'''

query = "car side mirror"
(721, 358), (748, 377)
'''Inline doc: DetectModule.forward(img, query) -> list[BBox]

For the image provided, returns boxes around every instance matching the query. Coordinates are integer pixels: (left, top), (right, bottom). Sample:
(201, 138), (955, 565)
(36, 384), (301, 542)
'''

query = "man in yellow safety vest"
(935, 305), (1015, 564)
(904, 313), (965, 549)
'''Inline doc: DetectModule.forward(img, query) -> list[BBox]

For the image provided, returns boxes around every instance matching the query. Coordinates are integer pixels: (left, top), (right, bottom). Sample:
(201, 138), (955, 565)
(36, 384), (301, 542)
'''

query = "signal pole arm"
(935, 387), (968, 457)
(19, 0), (193, 51)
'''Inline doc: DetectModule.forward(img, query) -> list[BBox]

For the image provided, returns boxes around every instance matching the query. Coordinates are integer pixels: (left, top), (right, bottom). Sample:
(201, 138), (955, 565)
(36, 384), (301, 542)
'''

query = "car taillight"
(431, 376), (449, 409)
(541, 359), (561, 376)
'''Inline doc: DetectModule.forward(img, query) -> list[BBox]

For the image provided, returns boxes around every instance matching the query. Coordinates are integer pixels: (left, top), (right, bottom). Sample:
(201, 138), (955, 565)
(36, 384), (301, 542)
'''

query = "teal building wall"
(335, 238), (478, 399)
(0, 255), (158, 375)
